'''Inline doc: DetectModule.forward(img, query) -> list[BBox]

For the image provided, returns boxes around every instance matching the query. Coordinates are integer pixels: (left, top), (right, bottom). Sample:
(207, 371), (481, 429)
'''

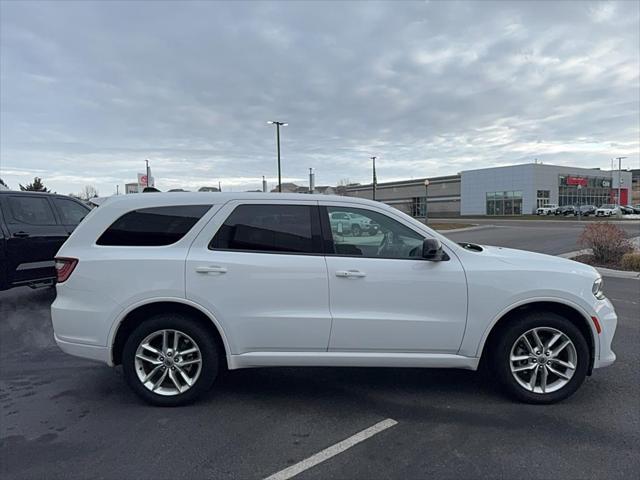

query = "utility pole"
(371, 156), (377, 201)
(145, 159), (151, 188)
(116, 185), (119, 196)
(218, 180), (221, 192)
(268, 121), (288, 192)
(309, 168), (315, 194)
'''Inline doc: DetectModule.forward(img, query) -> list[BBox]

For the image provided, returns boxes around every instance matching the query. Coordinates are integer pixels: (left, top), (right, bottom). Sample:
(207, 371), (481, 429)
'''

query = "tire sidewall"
(493, 312), (590, 404)
(122, 313), (218, 406)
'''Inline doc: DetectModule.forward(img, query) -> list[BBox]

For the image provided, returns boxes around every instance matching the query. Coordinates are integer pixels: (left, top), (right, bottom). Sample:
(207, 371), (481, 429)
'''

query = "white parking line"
(263, 418), (398, 480)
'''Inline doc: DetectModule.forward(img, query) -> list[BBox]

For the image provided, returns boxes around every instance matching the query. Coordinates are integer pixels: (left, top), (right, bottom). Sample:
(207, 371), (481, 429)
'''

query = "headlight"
(592, 277), (605, 300)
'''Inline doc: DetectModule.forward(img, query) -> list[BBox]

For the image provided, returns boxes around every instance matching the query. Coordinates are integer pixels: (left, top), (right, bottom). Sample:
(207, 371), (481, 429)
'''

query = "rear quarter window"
(54, 198), (90, 225)
(97, 205), (211, 246)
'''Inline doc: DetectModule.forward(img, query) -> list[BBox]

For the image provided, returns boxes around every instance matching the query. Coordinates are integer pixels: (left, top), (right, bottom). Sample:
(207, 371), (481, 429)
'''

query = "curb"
(558, 236), (640, 279)
(592, 267), (640, 279)
(435, 224), (494, 233)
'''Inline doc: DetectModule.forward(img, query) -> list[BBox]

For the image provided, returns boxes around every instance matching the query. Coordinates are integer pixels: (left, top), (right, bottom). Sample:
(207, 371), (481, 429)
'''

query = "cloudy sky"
(1, 0), (638, 195)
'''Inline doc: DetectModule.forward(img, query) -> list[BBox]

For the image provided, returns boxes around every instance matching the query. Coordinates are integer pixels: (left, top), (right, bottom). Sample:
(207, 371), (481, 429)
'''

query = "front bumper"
(593, 297), (618, 369)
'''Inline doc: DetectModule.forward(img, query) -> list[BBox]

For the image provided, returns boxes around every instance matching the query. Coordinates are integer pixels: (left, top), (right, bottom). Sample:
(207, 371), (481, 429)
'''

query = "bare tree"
(79, 185), (99, 200)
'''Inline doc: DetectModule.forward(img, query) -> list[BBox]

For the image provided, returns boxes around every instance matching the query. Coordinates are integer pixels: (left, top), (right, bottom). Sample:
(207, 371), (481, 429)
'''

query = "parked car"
(595, 204), (619, 217)
(536, 204), (558, 215)
(578, 205), (597, 216)
(619, 205), (635, 215)
(0, 191), (90, 291)
(634, 205), (640, 214)
(52, 193), (617, 406)
(558, 205), (577, 216)
(329, 210), (378, 236)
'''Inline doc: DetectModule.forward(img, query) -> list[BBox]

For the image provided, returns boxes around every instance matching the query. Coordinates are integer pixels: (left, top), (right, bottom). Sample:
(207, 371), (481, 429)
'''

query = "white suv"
(52, 193), (617, 406)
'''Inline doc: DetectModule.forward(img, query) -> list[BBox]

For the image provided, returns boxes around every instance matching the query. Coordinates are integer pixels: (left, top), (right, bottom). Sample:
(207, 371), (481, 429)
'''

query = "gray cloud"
(1, 0), (638, 194)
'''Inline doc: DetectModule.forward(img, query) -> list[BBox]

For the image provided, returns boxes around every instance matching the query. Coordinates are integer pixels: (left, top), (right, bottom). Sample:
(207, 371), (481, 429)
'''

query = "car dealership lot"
(1, 224), (639, 480)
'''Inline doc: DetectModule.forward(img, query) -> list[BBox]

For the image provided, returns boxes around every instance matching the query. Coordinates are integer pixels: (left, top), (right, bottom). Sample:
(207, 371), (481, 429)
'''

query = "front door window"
(325, 206), (424, 259)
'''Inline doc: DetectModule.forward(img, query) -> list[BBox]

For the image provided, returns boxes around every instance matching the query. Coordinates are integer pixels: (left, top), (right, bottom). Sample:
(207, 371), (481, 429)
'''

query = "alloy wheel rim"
(509, 327), (577, 394)
(134, 329), (202, 396)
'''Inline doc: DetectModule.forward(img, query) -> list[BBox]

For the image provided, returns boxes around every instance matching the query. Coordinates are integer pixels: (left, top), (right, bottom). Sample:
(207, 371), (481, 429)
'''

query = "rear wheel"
(122, 313), (218, 406)
(492, 311), (589, 404)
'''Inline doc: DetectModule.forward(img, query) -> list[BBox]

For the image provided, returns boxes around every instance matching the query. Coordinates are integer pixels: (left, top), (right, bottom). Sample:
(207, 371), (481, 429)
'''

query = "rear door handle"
(195, 266), (227, 274)
(335, 269), (366, 278)
(13, 231), (30, 238)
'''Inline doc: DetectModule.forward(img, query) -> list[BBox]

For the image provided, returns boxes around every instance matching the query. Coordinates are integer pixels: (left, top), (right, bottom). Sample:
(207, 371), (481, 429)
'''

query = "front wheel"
(492, 312), (589, 404)
(122, 313), (219, 406)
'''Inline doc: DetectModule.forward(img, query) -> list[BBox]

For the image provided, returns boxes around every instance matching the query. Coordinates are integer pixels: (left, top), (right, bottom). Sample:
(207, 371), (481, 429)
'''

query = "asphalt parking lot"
(1, 224), (639, 480)
(441, 218), (640, 255)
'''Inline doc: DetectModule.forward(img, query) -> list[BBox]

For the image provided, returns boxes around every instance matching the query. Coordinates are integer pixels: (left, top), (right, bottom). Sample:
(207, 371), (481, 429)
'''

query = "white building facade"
(461, 163), (633, 216)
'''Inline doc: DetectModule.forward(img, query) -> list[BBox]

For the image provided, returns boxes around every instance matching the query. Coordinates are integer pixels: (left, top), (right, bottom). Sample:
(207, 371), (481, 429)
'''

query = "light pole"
(615, 156), (627, 208)
(577, 184), (582, 221)
(424, 179), (430, 224)
(268, 121), (287, 192)
(371, 156), (377, 201)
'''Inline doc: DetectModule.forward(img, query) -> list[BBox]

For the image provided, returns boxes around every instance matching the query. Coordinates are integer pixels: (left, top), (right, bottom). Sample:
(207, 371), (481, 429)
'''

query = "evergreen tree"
(19, 177), (50, 192)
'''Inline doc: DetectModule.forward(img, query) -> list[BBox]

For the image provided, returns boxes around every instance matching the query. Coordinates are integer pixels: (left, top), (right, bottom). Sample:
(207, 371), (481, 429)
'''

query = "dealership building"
(344, 162), (633, 217)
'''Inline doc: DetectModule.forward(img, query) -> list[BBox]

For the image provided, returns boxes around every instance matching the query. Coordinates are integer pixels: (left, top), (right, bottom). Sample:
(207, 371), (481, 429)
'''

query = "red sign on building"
(566, 176), (587, 186)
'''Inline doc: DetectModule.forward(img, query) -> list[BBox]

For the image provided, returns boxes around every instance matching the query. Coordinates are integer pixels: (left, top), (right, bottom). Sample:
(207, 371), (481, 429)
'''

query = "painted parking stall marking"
(263, 418), (398, 480)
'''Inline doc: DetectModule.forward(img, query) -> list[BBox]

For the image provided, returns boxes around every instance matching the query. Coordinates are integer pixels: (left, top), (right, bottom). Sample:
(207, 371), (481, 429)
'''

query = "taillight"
(55, 257), (78, 283)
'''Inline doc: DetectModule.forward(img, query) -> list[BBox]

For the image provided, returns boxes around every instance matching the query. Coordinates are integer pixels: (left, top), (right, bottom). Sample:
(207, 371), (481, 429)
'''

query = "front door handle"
(13, 231), (30, 238)
(335, 269), (366, 278)
(195, 266), (227, 274)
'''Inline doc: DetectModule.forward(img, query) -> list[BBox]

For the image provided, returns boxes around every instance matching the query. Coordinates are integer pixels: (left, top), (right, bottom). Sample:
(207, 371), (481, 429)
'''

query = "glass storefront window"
(486, 191), (523, 216)
(557, 175), (612, 207)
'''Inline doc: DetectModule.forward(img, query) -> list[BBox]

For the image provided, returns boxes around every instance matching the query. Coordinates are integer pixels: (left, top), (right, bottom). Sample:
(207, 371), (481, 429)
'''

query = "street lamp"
(267, 121), (288, 192)
(577, 184), (582, 222)
(424, 179), (430, 224)
(615, 156), (627, 209)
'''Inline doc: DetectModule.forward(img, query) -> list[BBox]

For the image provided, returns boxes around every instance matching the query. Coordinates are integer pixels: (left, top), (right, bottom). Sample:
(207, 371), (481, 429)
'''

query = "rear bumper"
(54, 334), (111, 365)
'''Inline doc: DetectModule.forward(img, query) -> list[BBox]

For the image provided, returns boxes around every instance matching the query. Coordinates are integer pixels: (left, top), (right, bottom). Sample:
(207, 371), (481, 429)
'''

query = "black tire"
(492, 311), (589, 404)
(122, 313), (219, 406)
(351, 224), (362, 236)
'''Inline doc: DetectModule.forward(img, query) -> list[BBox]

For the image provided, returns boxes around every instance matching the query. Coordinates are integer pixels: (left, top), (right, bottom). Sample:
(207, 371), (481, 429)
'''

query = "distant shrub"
(620, 253), (640, 271)
(578, 223), (632, 264)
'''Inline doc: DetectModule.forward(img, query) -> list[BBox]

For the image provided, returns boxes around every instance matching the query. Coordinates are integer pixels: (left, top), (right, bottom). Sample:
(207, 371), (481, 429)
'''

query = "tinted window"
(210, 204), (320, 254)
(97, 205), (211, 246)
(7, 195), (57, 225)
(54, 198), (90, 225)
(326, 206), (424, 259)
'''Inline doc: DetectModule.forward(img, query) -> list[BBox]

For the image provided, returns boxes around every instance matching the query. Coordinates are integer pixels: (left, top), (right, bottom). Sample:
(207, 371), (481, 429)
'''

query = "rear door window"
(97, 205), (211, 246)
(210, 204), (322, 254)
(6, 195), (57, 225)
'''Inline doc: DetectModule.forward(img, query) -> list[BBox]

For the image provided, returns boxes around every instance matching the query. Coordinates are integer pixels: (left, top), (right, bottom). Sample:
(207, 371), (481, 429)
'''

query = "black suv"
(0, 191), (90, 291)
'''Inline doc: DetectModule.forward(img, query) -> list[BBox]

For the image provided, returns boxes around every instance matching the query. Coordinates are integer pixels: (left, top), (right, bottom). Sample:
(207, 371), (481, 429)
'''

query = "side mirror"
(422, 238), (447, 261)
